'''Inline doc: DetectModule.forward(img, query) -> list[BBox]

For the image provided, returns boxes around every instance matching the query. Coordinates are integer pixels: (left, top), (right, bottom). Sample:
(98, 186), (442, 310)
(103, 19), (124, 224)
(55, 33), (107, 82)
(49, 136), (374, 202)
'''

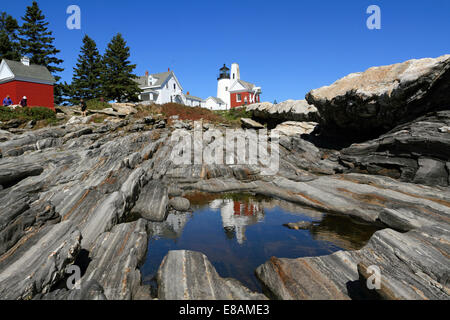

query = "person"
(80, 98), (87, 117)
(3, 95), (12, 106)
(20, 96), (27, 107)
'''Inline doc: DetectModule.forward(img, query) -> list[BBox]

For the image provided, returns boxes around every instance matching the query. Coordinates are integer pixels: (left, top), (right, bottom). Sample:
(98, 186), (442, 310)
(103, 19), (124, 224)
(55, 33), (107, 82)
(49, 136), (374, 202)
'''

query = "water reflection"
(148, 211), (191, 240)
(142, 193), (382, 292)
(309, 214), (383, 251)
(210, 198), (264, 244)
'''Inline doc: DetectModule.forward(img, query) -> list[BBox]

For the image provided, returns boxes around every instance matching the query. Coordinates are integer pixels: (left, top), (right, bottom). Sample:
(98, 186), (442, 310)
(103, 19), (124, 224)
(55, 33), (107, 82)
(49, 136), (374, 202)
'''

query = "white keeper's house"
(135, 69), (204, 107)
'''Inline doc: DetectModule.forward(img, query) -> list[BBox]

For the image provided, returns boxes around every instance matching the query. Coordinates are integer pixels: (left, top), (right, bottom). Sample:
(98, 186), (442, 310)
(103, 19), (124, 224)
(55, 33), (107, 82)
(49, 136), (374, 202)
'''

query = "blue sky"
(3, 0), (450, 102)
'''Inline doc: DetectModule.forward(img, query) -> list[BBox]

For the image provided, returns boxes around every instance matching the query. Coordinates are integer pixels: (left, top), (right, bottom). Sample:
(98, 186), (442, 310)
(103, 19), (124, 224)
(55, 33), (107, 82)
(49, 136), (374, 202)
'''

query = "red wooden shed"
(0, 57), (55, 110)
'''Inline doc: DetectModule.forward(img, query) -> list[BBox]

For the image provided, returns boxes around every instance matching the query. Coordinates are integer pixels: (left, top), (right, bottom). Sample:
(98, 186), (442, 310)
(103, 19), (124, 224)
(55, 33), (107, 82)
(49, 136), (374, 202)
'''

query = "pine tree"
(18, 1), (64, 103)
(71, 35), (103, 102)
(102, 33), (141, 102)
(60, 81), (75, 106)
(0, 12), (20, 61)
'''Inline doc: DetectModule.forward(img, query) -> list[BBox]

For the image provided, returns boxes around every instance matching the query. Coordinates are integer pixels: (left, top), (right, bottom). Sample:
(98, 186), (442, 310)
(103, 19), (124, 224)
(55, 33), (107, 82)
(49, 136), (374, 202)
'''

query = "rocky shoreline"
(0, 55), (449, 300)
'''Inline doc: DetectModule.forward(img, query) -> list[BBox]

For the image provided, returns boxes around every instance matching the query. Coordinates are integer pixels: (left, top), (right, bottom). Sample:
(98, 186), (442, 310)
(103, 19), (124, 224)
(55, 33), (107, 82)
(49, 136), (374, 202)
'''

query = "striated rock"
(273, 121), (318, 136)
(169, 197), (191, 211)
(0, 129), (13, 142)
(111, 103), (138, 115)
(340, 110), (450, 186)
(0, 197), (60, 256)
(132, 181), (169, 222)
(1, 118), (24, 130)
(81, 219), (149, 300)
(413, 158), (448, 187)
(67, 115), (93, 125)
(168, 186), (183, 197)
(35, 280), (107, 300)
(25, 120), (36, 130)
(246, 100), (319, 123)
(0, 162), (44, 188)
(257, 227), (450, 300)
(0, 101), (448, 301)
(0, 221), (81, 300)
(173, 120), (193, 130)
(0, 125), (166, 300)
(154, 120), (166, 129)
(256, 254), (352, 300)
(157, 250), (267, 300)
(240, 118), (264, 129)
(306, 54), (450, 133)
(447, 163), (450, 185)
(89, 108), (127, 118)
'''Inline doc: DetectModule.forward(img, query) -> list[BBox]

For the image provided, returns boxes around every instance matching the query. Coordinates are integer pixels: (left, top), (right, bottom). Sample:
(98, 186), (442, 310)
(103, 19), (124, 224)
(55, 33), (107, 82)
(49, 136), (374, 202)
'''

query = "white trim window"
(236, 93), (242, 102)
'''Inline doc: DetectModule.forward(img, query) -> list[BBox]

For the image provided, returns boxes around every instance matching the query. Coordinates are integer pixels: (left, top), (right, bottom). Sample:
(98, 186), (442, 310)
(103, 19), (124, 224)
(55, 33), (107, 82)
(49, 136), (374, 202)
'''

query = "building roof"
(185, 94), (203, 101)
(136, 71), (173, 88)
(136, 70), (184, 92)
(135, 75), (148, 87)
(149, 71), (172, 87)
(238, 80), (255, 90)
(206, 96), (226, 104)
(232, 79), (255, 92)
(1, 59), (55, 84)
(220, 64), (230, 71)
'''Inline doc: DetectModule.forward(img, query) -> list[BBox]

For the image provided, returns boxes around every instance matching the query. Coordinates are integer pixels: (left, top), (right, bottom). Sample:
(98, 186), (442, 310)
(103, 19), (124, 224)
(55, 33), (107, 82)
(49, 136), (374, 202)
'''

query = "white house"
(136, 69), (205, 107)
(204, 96), (227, 110)
(185, 93), (204, 107)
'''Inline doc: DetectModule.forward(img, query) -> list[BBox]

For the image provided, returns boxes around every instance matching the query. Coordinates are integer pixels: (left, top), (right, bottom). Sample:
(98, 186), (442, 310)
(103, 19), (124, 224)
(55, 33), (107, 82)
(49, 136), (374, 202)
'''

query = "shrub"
(160, 103), (223, 122)
(215, 107), (252, 121)
(0, 106), (16, 121)
(86, 99), (111, 110)
(22, 106), (56, 120)
(0, 106), (56, 123)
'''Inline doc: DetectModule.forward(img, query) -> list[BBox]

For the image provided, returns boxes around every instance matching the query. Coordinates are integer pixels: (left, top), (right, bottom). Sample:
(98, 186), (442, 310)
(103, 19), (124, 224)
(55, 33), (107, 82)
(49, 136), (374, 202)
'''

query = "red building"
(228, 79), (261, 108)
(0, 57), (55, 110)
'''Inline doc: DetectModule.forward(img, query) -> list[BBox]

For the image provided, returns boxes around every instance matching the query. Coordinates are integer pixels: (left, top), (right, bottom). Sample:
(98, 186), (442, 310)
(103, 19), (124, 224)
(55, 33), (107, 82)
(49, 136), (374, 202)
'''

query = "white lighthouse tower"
(230, 63), (240, 81)
(217, 64), (231, 108)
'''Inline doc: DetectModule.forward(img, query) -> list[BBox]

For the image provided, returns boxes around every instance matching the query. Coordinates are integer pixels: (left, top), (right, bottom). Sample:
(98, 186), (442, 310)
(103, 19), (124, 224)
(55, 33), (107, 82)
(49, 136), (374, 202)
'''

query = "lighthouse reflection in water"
(141, 193), (381, 292)
(210, 198), (264, 245)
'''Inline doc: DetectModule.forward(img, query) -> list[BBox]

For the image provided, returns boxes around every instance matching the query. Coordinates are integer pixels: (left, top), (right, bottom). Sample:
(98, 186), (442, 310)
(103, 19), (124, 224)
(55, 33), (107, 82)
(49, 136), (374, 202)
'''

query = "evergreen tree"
(18, 1), (64, 103)
(71, 35), (103, 102)
(0, 12), (20, 61)
(60, 81), (75, 106)
(103, 33), (141, 102)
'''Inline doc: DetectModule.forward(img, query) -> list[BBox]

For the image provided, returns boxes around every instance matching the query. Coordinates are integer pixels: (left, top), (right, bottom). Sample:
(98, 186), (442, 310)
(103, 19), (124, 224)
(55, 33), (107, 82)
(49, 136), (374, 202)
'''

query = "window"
(225, 87), (228, 91)
(236, 94), (242, 102)
(174, 84), (176, 91)
(166, 83), (168, 89)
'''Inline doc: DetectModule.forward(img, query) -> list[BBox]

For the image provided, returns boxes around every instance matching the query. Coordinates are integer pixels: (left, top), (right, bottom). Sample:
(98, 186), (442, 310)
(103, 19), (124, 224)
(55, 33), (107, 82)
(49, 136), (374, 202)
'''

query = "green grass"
(0, 106), (56, 122)
(214, 107), (252, 122)
(86, 99), (111, 110)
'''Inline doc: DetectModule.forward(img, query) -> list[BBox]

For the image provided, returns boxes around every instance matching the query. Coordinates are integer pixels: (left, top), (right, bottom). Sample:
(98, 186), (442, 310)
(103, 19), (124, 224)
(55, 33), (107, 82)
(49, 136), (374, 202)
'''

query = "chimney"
(187, 91), (190, 96)
(21, 56), (30, 66)
(168, 68), (170, 72)
(145, 70), (149, 77)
